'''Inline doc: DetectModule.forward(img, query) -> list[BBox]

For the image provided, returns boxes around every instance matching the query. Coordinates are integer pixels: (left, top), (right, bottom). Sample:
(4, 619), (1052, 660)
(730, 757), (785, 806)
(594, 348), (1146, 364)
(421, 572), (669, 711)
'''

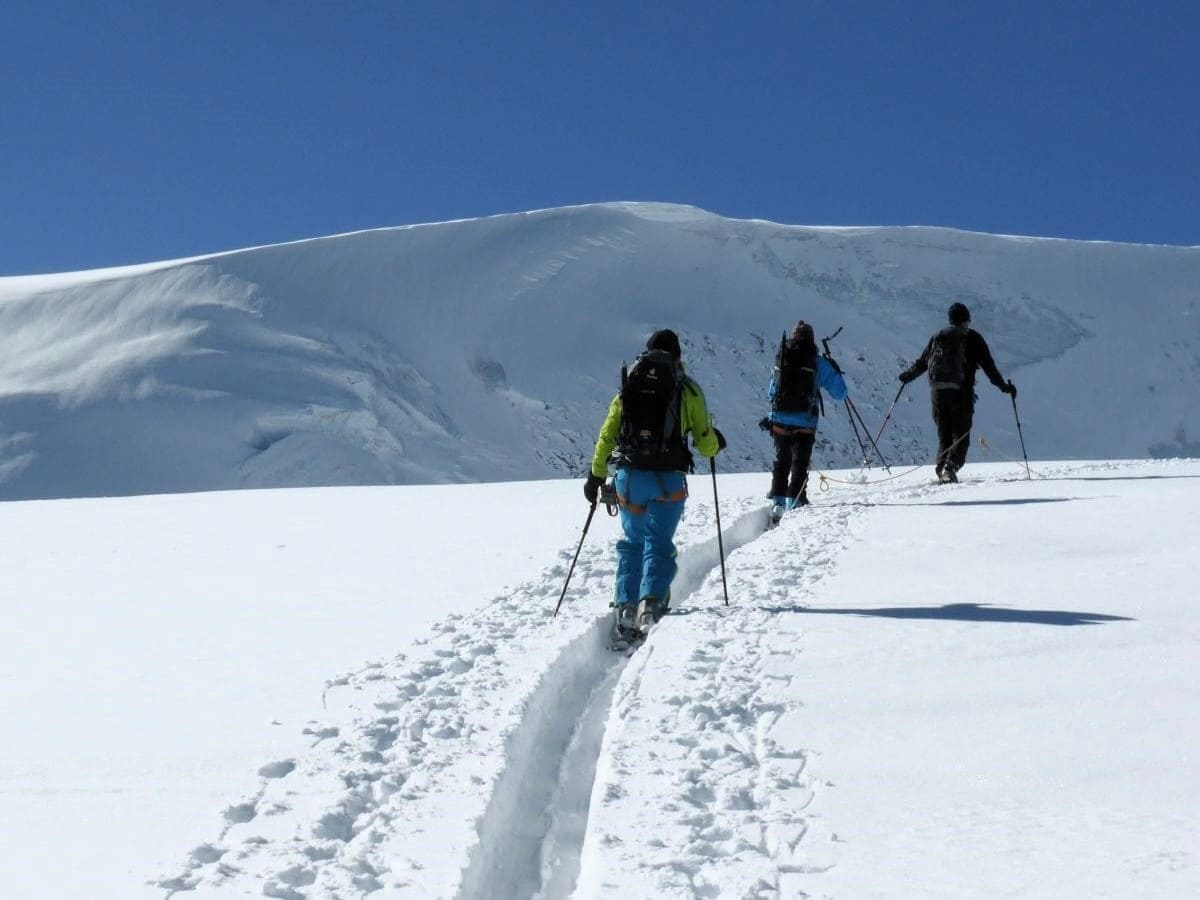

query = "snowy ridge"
(2, 202), (1198, 500)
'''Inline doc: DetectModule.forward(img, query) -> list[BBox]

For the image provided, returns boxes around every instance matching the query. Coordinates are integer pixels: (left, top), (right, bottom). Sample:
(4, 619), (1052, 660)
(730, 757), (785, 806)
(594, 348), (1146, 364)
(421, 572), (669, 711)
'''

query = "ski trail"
(154, 492), (766, 898)
(570, 470), (1013, 897)
(573, 493), (868, 897)
(452, 618), (623, 900)
(671, 494), (768, 601)
(456, 498), (770, 900)
(153, 543), (618, 896)
(533, 650), (627, 900)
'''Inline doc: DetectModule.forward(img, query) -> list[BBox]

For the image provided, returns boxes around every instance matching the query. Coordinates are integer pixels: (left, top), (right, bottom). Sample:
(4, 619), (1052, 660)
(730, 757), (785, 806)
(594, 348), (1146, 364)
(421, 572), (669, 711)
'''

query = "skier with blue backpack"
(584, 329), (724, 645)
(899, 302), (1016, 483)
(763, 320), (847, 521)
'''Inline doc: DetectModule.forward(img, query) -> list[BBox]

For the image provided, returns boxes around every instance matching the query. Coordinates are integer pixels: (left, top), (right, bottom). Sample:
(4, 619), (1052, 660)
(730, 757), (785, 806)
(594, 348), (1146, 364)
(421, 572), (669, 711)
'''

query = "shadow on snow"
(1029, 472), (1200, 484)
(875, 497), (1084, 508)
(759, 602), (1134, 626)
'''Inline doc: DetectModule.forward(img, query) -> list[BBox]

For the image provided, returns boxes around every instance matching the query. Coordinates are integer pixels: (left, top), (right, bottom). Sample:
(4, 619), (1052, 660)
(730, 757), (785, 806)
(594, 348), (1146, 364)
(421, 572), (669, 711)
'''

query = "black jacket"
(902, 326), (1006, 394)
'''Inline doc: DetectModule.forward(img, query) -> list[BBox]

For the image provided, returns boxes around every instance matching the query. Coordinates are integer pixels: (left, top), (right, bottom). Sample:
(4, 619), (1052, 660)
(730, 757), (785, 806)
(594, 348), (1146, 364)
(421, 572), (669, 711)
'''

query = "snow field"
(5, 460), (1196, 898)
(159, 469), (960, 897)
(574, 492), (861, 898)
(159, 491), (772, 898)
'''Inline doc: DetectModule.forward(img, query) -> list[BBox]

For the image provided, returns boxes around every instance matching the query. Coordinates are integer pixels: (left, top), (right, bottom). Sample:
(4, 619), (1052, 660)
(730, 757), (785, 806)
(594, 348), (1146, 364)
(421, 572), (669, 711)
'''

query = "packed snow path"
(156, 461), (1197, 898)
(156, 483), (817, 897)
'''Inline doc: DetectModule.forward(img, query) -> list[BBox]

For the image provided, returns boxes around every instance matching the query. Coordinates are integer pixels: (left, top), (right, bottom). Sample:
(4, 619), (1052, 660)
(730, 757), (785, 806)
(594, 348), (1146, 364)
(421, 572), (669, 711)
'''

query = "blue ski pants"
(613, 468), (687, 607)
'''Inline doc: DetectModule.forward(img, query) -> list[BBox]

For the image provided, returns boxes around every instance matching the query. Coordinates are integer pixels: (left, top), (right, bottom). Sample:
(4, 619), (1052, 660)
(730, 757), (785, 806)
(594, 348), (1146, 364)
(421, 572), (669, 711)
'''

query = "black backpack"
(616, 350), (692, 471)
(772, 333), (820, 416)
(928, 325), (968, 387)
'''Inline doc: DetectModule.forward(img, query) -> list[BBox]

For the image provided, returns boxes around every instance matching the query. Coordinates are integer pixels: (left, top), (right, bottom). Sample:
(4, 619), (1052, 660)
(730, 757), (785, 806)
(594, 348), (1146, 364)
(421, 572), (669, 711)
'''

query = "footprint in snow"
(223, 801), (257, 825)
(189, 843), (225, 864)
(302, 724), (339, 740)
(258, 759), (296, 779)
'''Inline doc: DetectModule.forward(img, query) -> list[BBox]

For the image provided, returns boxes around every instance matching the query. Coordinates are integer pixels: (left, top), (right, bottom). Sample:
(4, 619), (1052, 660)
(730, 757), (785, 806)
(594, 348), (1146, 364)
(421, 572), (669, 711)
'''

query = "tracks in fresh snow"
(159, 477), (928, 898)
(456, 500), (768, 900)
(453, 618), (623, 899)
(572, 499), (859, 897)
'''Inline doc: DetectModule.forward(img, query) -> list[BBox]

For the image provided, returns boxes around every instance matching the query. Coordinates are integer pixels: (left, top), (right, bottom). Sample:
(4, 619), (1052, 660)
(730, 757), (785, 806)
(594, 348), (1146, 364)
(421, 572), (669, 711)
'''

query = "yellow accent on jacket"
(590, 374), (720, 478)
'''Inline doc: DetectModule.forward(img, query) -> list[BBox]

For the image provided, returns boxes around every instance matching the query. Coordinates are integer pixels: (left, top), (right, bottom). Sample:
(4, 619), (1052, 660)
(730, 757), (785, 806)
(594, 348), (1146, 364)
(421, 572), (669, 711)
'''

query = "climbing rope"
(816, 464), (924, 491)
(978, 436), (1043, 478)
(814, 430), (971, 491)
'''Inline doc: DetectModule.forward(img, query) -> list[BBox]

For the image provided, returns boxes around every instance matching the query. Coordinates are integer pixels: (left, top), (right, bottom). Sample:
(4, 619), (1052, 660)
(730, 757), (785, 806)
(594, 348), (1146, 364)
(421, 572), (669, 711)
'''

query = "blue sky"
(2, 1), (1197, 274)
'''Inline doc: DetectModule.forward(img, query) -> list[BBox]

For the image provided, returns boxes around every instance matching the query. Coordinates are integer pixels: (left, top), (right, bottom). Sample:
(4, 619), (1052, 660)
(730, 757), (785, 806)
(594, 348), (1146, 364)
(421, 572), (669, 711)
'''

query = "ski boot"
(768, 496), (788, 527)
(610, 604), (640, 651)
(636, 595), (666, 635)
(789, 492), (810, 509)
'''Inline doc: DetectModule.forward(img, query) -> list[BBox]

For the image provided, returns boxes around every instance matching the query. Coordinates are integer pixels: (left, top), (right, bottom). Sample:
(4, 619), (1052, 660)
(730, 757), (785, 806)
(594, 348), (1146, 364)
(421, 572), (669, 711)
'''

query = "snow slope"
(3, 458), (1196, 897)
(2, 203), (1198, 500)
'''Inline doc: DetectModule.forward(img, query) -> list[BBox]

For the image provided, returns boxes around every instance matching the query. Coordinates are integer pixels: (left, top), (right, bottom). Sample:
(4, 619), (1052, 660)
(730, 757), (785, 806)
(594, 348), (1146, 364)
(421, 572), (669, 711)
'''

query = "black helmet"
(646, 328), (682, 360)
(948, 302), (971, 325)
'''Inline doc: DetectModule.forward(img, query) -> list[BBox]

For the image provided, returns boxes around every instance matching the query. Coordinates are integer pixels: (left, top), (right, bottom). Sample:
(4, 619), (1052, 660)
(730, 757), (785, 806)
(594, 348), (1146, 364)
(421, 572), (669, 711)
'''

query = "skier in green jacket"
(584, 329), (724, 642)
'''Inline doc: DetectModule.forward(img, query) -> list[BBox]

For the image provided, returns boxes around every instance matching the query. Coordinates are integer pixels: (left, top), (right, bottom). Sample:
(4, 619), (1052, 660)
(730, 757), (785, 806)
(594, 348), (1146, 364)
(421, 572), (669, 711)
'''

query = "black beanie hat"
(646, 329), (682, 360)
(948, 302), (971, 325)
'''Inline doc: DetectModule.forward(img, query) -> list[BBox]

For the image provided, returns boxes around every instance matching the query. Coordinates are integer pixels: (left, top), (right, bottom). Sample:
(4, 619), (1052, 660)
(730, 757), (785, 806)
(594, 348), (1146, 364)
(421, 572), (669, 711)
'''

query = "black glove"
(757, 416), (772, 433)
(1004, 380), (1017, 397)
(899, 371), (915, 385)
(713, 428), (727, 451)
(584, 473), (604, 504)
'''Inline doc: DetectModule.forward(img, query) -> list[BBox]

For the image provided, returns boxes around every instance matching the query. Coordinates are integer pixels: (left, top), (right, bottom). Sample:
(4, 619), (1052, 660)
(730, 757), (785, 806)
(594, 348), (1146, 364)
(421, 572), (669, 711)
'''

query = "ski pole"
(847, 396), (892, 472)
(821, 326), (887, 470)
(871, 383), (906, 450)
(553, 501), (598, 617)
(820, 330), (870, 464)
(710, 457), (730, 606)
(842, 400), (870, 463)
(1009, 387), (1031, 480)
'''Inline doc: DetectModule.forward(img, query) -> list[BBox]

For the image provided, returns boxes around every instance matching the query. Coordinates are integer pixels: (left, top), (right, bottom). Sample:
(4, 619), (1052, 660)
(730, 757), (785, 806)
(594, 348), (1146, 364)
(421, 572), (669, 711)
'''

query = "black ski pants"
(931, 388), (974, 473)
(770, 427), (817, 500)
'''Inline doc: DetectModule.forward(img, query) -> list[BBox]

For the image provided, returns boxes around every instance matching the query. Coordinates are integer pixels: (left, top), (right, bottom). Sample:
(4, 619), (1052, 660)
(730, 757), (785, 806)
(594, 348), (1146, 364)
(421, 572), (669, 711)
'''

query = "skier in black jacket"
(899, 302), (1016, 482)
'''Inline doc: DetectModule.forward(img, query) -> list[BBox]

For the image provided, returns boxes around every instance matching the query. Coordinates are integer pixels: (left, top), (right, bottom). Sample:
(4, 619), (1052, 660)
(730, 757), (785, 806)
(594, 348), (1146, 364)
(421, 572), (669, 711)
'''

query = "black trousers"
(931, 389), (974, 473)
(770, 428), (817, 499)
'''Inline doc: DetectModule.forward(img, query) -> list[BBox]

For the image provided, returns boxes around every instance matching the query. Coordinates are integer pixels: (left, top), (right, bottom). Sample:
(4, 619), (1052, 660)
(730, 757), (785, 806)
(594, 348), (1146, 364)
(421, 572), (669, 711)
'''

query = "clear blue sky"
(3, 1), (1197, 274)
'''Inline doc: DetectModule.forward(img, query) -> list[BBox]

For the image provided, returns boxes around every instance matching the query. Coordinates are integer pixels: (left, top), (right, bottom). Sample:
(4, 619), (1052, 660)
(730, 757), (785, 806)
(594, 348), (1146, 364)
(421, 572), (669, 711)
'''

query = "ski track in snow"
(571, 497), (860, 899)
(158, 462), (1142, 898)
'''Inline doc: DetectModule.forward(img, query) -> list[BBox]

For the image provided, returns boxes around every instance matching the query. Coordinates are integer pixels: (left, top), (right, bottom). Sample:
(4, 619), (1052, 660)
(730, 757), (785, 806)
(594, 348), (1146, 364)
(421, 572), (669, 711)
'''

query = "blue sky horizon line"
(3, 2), (1198, 274)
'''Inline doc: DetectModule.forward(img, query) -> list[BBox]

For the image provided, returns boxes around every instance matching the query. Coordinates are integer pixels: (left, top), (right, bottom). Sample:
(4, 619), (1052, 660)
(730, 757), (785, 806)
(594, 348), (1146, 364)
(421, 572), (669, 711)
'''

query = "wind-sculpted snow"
(2, 203), (1197, 499)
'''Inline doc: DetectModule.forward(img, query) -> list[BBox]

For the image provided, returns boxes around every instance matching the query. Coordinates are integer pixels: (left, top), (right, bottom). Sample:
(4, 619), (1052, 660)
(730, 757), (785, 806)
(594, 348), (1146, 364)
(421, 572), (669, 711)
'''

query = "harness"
(616, 471), (689, 514)
(770, 423), (816, 437)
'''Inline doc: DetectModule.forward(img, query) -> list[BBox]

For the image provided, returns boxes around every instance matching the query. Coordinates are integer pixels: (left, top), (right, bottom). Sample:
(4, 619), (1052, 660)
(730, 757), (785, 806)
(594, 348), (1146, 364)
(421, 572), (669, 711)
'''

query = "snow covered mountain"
(1, 202), (1197, 500)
